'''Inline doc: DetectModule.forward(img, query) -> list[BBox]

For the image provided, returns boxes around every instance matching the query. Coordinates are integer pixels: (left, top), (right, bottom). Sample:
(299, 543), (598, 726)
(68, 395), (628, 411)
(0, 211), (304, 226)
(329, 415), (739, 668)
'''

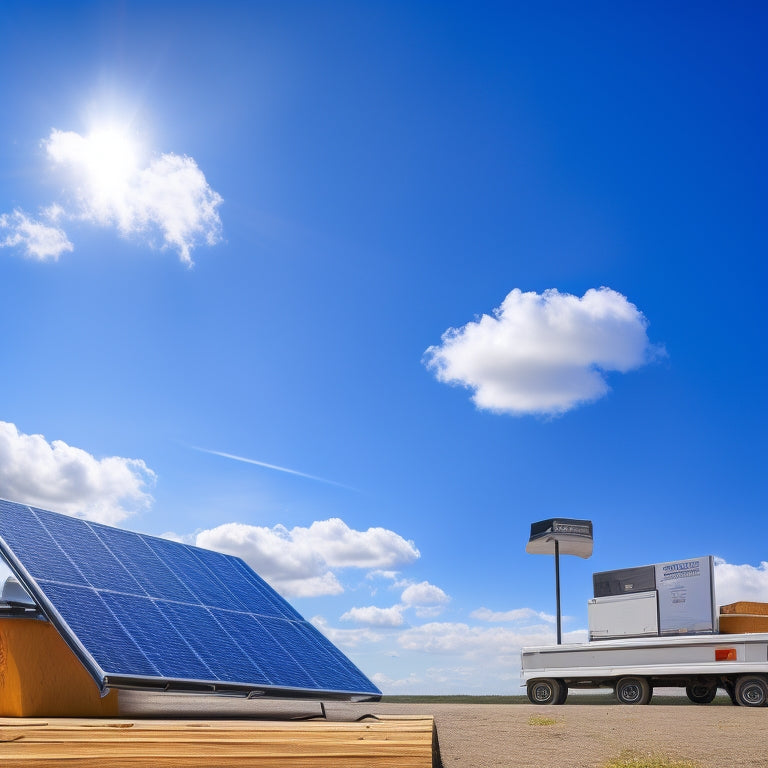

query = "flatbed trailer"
(521, 632), (768, 706)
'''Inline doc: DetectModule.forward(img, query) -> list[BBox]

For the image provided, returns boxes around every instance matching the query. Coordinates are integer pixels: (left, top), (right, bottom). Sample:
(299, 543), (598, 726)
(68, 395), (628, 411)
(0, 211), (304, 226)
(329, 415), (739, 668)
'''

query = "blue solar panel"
(0, 498), (381, 700)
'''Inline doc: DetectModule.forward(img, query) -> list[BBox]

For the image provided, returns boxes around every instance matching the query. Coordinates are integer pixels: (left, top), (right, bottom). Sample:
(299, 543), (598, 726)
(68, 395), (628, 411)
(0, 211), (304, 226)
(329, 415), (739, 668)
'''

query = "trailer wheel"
(527, 678), (565, 705)
(734, 676), (768, 707)
(724, 681), (738, 706)
(685, 683), (716, 704)
(556, 683), (569, 705)
(615, 676), (652, 705)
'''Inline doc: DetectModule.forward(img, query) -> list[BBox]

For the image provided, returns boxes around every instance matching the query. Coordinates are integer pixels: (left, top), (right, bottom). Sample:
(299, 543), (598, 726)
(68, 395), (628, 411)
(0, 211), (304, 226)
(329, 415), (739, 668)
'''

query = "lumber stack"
(719, 601), (768, 634)
(0, 715), (439, 768)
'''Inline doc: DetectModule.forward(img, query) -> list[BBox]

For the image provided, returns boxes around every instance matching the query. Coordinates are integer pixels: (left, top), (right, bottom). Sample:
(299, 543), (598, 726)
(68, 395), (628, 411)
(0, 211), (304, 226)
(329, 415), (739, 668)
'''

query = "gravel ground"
(119, 692), (768, 768)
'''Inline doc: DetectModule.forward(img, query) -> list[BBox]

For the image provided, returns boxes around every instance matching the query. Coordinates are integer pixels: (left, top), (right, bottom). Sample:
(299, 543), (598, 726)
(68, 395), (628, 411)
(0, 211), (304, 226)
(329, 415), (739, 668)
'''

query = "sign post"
(526, 519), (593, 644)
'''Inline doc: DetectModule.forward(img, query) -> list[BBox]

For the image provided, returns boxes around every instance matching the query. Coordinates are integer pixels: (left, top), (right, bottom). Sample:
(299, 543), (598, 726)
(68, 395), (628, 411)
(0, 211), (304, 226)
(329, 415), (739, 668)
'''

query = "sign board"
(525, 518), (593, 558)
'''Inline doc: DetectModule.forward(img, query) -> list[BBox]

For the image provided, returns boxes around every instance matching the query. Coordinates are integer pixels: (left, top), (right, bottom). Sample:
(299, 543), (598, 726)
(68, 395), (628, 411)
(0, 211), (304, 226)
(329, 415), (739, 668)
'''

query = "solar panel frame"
(0, 499), (381, 702)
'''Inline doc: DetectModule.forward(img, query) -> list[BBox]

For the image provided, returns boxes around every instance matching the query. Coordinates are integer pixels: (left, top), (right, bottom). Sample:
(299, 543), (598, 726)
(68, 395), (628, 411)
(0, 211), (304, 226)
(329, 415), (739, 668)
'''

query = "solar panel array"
(0, 499), (380, 700)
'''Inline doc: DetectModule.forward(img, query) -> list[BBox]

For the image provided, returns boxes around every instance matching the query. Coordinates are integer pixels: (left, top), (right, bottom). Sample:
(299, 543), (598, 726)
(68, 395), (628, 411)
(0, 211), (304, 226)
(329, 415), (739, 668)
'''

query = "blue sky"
(1, 1), (766, 694)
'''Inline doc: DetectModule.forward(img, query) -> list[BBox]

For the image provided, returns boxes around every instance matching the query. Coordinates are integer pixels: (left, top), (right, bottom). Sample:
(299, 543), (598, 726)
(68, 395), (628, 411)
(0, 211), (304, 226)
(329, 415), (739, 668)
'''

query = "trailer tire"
(615, 676), (652, 705)
(556, 683), (568, 705)
(527, 678), (565, 705)
(685, 683), (717, 704)
(734, 676), (768, 707)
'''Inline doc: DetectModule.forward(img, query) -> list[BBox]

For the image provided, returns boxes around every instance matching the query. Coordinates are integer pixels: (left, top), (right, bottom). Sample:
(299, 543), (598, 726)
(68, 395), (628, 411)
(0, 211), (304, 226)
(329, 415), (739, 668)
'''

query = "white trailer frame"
(521, 632), (768, 706)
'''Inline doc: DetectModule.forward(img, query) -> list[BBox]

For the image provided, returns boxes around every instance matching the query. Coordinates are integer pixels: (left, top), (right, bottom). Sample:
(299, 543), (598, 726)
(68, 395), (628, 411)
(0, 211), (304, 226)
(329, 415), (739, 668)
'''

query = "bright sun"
(80, 126), (140, 198)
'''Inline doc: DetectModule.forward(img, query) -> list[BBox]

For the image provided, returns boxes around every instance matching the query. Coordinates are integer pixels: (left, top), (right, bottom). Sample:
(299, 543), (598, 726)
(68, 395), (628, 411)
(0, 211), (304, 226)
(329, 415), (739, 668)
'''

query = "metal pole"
(555, 539), (562, 645)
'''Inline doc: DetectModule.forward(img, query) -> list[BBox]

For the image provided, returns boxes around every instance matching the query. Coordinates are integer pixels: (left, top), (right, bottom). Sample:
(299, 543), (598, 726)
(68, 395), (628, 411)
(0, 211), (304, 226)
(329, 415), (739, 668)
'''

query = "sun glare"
(81, 126), (141, 198)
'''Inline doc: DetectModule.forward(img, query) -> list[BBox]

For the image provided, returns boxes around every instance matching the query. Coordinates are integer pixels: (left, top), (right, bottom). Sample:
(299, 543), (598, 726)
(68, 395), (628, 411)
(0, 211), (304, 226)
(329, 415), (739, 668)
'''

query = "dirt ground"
(338, 699), (768, 768)
(120, 692), (768, 768)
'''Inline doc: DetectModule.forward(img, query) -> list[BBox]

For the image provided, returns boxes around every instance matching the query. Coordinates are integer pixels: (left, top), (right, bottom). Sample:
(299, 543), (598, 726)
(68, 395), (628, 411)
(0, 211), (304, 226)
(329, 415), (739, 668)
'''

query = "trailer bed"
(521, 632), (768, 706)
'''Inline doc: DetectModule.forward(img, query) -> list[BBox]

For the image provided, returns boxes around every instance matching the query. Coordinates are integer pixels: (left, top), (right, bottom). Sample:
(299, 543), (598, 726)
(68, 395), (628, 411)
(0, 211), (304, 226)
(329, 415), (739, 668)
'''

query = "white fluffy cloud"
(401, 580), (450, 618)
(1, 126), (222, 265)
(44, 129), (222, 265)
(341, 604), (406, 627)
(714, 558), (768, 606)
(0, 209), (73, 261)
(195, 518), (419, 597)
(341, 580), (451, 628)
(0, 421), (155, 524)
(424, 287), (662, 416)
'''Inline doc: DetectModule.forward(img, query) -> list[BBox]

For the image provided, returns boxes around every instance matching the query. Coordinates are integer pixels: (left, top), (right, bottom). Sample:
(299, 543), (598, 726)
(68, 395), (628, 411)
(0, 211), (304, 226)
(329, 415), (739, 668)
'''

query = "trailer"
(521, 631), (768, 706)
(521, 555), (768, 706)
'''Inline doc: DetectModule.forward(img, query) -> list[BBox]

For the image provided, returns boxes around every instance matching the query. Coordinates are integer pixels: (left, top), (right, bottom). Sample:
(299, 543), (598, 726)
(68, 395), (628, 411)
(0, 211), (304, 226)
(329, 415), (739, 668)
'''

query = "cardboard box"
(0, 618), (119, 717)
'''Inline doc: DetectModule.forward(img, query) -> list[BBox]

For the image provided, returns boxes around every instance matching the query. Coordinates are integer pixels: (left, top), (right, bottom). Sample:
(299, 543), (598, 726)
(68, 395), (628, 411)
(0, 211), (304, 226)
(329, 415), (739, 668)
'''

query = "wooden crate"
(720, 601), (768, 616)
(0, 716), (438, 767)
(719, 614), (768, 634)
(0, 619), (119, 717)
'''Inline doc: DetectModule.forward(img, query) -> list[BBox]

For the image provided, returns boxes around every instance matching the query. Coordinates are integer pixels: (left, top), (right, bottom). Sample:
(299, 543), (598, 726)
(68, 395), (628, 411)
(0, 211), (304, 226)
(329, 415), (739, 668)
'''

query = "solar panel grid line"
(138, 537), (329, 689)
(0, 551), (111, 688)
(206, 548), (300, 621)
(41, 581), (160, 678)
(208, 610), (297, 688)
(137, 541), (300, 686)
(144, 536), (249, 611)
(80, 520), (250, 684)
(101, 592), (218, 682)
(86, 522), (199, 604)
(34, 508), (148, 596)
(291, 619), (370, 690)
(0, 502), (85, 586)
(159, 600), (278, 685)
(31, 509), (182, 683)
(181, 547), (326, 684)
(0, 498), (382, 700)
(0, 503), (117, 687)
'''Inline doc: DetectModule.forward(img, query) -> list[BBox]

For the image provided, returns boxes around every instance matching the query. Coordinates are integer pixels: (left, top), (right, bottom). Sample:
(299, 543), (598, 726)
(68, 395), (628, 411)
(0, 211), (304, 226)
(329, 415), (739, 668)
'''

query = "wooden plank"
(720, 601), (768, 616)
(0, 716), (438, 768)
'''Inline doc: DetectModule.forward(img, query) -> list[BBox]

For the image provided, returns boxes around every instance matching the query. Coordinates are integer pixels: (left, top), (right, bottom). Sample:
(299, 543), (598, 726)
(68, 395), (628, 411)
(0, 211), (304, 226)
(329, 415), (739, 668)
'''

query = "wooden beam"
(0, 716), (438, 768)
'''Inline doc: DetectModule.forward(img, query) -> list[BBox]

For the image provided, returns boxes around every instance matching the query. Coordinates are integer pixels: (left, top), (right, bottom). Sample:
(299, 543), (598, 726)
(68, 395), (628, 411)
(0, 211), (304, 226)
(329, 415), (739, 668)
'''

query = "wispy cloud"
(425, 287), (664, 416)
(189, 445), (355, 490)
(0, 209), (73, 261)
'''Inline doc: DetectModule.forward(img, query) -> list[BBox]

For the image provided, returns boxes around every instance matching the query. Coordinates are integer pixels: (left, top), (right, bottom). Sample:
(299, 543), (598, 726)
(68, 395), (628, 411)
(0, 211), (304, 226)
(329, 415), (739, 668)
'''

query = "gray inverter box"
(593, 565), (656, 598)
(656, 556), (716, 635)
